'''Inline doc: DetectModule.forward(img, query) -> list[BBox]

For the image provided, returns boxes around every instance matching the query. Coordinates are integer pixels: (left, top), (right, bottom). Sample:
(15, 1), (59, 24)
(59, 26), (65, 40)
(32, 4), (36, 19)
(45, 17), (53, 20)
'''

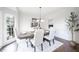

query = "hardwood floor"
(54, 37), (79, 52)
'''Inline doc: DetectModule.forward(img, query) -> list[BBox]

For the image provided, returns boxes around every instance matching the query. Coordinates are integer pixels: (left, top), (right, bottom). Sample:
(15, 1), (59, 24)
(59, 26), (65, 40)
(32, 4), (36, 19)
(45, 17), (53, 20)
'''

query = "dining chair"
(13, 29), (21, 51)
(44, 27), (55, 46)
(14, 29), (28, 49)
(30, 29), (44, 52)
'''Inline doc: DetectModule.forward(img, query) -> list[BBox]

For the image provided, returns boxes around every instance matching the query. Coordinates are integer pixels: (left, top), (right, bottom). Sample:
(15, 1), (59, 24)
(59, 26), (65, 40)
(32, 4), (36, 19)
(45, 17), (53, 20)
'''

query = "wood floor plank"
(54, 37), (78, 52)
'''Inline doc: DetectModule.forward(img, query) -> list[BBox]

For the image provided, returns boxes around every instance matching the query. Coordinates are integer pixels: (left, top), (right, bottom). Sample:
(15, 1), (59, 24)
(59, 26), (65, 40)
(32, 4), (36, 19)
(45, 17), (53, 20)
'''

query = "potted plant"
(66, 12), (79, 46)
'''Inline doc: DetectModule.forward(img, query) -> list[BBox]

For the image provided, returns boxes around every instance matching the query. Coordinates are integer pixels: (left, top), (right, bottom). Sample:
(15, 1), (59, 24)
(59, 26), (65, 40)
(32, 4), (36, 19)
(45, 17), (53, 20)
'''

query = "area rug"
(2, 39), (63, 52)
(17, 40), (63, 52)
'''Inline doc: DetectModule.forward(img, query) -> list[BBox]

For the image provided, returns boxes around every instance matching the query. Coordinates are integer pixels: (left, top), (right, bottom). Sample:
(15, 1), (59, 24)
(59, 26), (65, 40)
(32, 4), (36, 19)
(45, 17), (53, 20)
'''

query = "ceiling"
(18, 7), (62, 17)
(8, 7), (79, 18)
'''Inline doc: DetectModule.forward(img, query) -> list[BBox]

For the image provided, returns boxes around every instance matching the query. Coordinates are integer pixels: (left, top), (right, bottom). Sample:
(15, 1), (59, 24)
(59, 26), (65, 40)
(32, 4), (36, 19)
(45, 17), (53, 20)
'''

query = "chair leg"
(49, 41), (51, 46)
(16, 43), (18, 51)
(34, 46), (36, 52)
(30, 42), (33, 47)
(41, 43), (43, 51)
(53, 38), (55, 44)
(26, 42), (28, 47)
(30, 43), (36, 52)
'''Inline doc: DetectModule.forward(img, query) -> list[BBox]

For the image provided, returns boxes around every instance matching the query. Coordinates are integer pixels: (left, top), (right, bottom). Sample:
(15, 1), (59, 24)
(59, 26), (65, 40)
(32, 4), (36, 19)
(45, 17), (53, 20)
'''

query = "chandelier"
(38, 7), (44, 28)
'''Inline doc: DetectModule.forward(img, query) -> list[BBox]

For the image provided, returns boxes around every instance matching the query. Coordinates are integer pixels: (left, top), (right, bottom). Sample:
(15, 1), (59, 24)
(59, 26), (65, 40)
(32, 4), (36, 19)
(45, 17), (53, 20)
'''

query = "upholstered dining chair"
(44, 27), (55, 46)
(30, 29), (44, 52)
(13, 28), (21, 51)
(14, 28), (30, 51)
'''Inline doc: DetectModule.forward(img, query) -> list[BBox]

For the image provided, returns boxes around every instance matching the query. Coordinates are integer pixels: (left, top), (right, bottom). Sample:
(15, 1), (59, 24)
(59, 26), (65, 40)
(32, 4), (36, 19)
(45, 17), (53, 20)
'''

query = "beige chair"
(44, 27), (55, 46)
(30, 29), (44, 52)
(14, 29), (23, 47)
(13, 29), (21, 51)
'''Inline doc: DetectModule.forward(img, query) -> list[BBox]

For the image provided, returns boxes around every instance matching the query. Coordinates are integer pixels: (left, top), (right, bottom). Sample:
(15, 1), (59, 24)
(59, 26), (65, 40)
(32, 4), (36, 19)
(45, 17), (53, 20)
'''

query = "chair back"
(14, 28), (18, 38)
(34, 29), (44, 46)
(49, 27), (55, 40)
(14, 28), (20, 43)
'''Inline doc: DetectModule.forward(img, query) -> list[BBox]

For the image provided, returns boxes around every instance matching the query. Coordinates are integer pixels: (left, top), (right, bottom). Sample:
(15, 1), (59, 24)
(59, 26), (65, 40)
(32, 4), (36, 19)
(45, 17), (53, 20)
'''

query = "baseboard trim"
(0, 40), (16, 51)
(55, 36), (69, 41)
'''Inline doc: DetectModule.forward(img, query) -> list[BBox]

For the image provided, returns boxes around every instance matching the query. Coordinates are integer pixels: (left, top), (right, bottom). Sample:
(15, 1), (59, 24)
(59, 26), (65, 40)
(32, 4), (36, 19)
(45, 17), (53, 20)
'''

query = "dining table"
(18, 29), (49, 39)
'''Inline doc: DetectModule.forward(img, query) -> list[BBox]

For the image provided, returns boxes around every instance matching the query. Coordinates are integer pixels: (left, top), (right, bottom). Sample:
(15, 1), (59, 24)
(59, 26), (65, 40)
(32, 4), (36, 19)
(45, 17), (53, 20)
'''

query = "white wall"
(19, 14), (32, 33)
(40, 19), (48, 30)
(0, 7), (18, 47)
(74, 32), (79, 43)
(46, 7), (79, 41)
(19, 13), (49, 33)
(0, 11), (3, 48)
(19, 7), (79, 43)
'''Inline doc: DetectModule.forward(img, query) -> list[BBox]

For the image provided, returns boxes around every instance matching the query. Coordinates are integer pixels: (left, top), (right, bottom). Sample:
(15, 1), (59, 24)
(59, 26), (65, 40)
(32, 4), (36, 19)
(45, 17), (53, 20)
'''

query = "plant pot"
(70, 41), (76, 47)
